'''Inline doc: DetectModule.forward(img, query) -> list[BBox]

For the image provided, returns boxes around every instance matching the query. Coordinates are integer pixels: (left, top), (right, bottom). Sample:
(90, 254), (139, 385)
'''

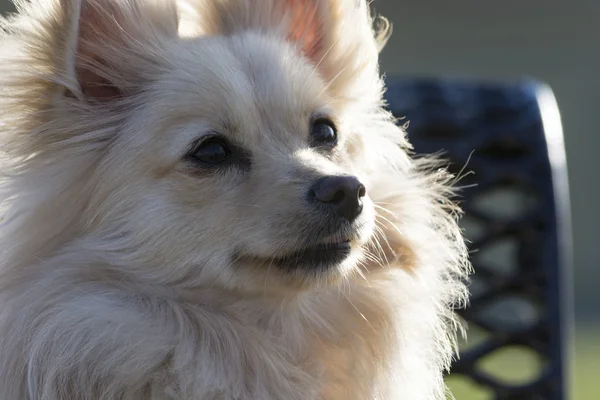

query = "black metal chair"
(384, 78), (572, 400)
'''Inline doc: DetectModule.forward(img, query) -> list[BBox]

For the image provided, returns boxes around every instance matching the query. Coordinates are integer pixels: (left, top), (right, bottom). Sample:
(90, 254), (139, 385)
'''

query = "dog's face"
(14, 0), (412, 292)
(99, 34), (376, 290)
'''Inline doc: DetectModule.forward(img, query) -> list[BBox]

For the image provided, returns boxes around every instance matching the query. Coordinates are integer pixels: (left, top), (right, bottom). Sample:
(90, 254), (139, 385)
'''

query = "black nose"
(310, 175), (366, 222)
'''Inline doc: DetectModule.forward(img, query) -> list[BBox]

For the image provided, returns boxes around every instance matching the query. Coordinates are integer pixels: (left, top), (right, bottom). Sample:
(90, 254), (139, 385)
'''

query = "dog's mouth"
(274, 237), (352, 271)
(237, 234), (355, 272)
(234, 215), (376, 275)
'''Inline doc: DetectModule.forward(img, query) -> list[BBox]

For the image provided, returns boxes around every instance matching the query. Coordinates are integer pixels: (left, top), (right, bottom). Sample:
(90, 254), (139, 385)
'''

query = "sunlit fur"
(0, 0), (470, 399)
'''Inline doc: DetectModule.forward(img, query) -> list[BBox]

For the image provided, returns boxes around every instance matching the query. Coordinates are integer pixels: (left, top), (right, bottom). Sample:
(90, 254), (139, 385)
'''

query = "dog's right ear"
(0, 0), (180, 156)
(56, 0), (179, 102)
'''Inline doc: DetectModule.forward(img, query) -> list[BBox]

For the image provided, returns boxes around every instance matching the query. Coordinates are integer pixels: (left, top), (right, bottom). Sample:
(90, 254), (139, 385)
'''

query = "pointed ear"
(190, 0), (389, 101)
(60, 0), (179, 102)
(283, 0), (324, 62)
(282, 0), (390, 102)
(281, 0), (391, 101)
(194, 0), (333, 64)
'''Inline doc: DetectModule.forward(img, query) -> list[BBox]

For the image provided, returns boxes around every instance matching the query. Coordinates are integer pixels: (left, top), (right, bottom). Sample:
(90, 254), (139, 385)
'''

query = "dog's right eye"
(310, 118), (338, 148)
(188, 137), (231, 165)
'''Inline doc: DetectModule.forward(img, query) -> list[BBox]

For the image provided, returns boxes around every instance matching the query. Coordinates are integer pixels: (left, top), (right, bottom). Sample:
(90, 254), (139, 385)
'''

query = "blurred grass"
(446, 327), (599, 399)
(572, 328), (598, 400)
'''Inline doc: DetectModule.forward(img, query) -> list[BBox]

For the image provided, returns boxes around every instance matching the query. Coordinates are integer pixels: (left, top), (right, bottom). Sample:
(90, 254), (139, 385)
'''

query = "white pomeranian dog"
(0, 0), (470, 398)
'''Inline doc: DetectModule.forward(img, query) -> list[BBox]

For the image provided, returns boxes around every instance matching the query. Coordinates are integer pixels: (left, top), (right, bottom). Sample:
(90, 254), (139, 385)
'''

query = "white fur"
(0, 0), (470, 399)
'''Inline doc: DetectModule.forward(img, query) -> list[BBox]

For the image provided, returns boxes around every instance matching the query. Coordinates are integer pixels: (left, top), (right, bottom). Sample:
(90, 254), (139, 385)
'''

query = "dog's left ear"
(278, 0), (389, 66)
(190, 0), (389, 101)
(281, 0), (324, 61)
(281, 0), (390, 102)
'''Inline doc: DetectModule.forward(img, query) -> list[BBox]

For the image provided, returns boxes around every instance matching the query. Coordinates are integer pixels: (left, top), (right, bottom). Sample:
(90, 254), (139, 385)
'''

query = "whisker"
(373, 203), (400, 220)
(375, 214), (404, 237)
(371, 226), (391, 266)
(303, 34), (344, 91)
(316, 63), (352, 98)
(451, 150), (476, 187)
(340, 291), (375, 332)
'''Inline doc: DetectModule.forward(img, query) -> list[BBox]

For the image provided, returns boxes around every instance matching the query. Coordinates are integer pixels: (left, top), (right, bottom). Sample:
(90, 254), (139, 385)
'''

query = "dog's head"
(1, 0), (448, 293)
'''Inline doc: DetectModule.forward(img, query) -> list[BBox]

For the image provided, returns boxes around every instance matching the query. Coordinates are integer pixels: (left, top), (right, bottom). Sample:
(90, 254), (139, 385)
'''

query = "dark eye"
(310, 118), (337, 147)
(188, 137), (231, 165)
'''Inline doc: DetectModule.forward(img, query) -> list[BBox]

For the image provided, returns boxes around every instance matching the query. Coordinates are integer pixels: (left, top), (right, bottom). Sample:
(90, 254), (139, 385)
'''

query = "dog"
(0, 0), (470, 398)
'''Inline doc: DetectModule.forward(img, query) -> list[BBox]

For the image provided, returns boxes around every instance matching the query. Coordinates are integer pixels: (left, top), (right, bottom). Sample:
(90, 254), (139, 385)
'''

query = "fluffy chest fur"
(0, 264), (439, 399)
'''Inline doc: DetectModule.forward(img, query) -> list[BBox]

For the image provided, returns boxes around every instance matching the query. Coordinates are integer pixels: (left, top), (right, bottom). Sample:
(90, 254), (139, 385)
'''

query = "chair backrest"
(384, 78), (572, 400)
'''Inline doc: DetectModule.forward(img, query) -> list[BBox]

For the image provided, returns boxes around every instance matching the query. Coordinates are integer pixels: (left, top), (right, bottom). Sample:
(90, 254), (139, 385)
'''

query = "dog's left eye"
(310, 118), (337, 147)
(188, 137), (231, 165)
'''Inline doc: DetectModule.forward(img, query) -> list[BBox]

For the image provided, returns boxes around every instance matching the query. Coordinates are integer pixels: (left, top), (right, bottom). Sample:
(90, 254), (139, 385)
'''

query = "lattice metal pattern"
(384, 79), (569, 399)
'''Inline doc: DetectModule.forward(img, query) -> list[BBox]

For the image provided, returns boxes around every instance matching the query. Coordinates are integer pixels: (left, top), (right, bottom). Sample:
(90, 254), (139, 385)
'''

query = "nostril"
(357, 183), (366, 199)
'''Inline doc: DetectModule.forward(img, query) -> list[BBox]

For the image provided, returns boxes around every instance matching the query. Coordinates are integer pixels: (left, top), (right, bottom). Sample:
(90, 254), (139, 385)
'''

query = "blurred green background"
(1, 0), (597, 398)
(374, 1), (598, 398)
